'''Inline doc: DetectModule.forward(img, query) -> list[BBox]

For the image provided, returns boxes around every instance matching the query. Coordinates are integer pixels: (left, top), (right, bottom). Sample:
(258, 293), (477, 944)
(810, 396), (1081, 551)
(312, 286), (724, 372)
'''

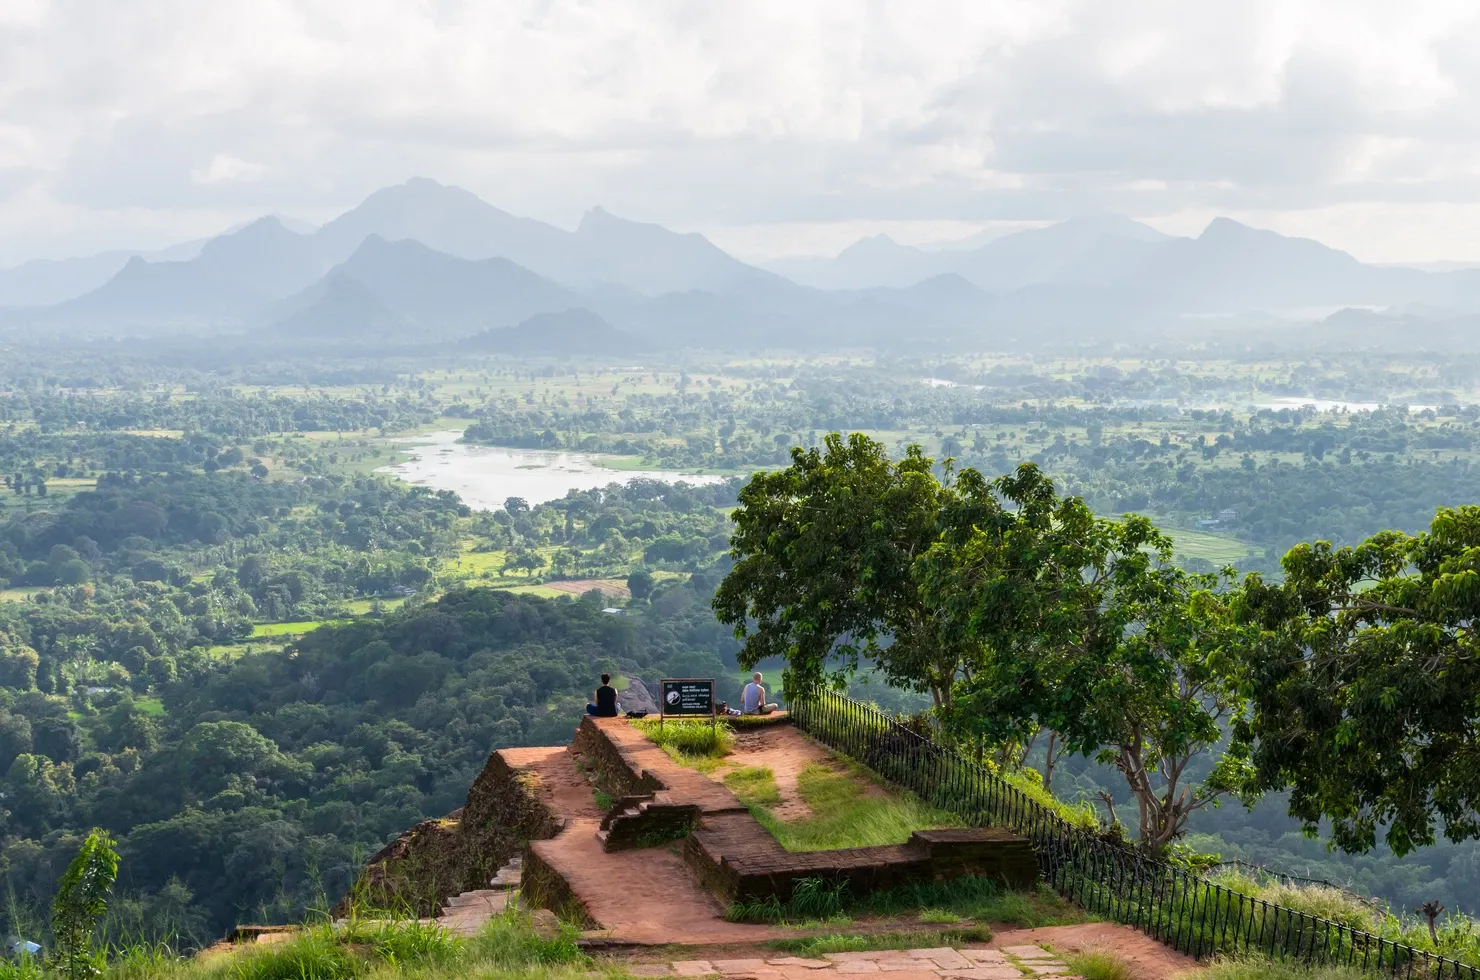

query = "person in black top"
(587, 673), (620, 717)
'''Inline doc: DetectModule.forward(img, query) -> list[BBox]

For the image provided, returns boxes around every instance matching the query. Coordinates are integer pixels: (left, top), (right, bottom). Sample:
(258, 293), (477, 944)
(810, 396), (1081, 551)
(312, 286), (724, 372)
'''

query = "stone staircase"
(596, 795), (701, 851)
(433, 856), (523, 936)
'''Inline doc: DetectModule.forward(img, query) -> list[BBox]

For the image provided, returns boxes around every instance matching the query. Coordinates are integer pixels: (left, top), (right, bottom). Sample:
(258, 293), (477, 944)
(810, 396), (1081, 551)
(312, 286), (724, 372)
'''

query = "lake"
(378, 430), (723, 511)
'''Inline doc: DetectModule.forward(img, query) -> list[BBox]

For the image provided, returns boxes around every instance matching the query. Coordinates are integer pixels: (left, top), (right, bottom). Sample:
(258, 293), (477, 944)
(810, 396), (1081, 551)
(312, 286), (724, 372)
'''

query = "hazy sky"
(5, 0), (1480, 266)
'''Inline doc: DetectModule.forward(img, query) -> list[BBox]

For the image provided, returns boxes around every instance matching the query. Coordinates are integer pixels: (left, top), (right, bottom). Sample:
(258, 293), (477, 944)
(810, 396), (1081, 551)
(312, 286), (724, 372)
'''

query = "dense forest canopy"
(0, 344), (1476, 942)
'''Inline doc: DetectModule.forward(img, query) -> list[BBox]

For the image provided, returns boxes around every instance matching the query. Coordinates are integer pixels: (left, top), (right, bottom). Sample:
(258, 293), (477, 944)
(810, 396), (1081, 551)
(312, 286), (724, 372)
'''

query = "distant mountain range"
(6, 178), (1480, 351)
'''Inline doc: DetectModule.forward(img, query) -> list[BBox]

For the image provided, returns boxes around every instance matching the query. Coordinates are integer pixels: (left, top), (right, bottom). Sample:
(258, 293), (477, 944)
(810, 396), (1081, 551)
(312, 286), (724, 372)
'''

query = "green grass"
(853, 877), (1089, 928)
(1062, 950), (1136, 980)
(133, 698), (166, 717)
(1206, 870), (1480, 967)
(753, 762), (960, 851)
(1166, 526), (1259, 564)
(631, 718), (735, 760)
(724, 766), (782, 808)
(250, 620), (336, 638)
(730, 874), (1087, 931)
(766, 928), (993, 957)
(93, 908), (588, 980)
(1197, 958), (1369, 980)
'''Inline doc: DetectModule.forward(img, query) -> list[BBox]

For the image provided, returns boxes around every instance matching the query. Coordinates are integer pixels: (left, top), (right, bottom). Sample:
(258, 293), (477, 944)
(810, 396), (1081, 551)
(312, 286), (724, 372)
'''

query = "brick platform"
(572, 717), (1039, 904)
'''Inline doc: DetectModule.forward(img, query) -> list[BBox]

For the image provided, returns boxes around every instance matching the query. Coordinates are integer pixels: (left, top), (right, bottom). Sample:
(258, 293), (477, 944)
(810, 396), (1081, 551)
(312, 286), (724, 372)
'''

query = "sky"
(5, 0), (1480, 266)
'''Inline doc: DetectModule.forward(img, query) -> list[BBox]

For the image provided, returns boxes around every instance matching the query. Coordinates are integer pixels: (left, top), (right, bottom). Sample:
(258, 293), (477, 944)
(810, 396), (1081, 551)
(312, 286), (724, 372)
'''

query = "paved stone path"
(625, 945), (1081, 979)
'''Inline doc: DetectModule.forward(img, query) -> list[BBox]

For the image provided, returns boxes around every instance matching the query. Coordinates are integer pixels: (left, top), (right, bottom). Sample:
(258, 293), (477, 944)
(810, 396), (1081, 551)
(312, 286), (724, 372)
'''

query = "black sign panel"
(660, 678), (714, 717)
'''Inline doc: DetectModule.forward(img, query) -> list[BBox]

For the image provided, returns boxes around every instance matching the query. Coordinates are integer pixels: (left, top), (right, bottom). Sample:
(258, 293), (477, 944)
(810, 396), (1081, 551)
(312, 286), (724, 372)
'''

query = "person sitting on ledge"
(741, 672), (779, 715)
(587, 673), (620, 717)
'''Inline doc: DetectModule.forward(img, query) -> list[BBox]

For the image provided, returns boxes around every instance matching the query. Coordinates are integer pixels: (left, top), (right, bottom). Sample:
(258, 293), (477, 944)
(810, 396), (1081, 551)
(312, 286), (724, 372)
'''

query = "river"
(377, 430), (723, 511)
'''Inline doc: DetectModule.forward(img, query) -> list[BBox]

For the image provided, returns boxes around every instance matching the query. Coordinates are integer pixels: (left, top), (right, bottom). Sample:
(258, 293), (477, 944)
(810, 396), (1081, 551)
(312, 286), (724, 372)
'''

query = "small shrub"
(593, 790), (614, 811)
(917, 909), (963, 924)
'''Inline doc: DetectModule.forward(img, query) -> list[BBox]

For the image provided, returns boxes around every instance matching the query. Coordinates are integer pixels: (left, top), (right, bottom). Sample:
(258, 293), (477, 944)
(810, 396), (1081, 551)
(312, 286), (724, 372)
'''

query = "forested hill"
(0, 582), (739, 944)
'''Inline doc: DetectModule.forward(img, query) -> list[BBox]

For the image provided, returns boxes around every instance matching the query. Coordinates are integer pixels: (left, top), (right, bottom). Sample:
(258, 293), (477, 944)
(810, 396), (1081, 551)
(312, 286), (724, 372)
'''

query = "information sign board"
(660, 678), (715, 717)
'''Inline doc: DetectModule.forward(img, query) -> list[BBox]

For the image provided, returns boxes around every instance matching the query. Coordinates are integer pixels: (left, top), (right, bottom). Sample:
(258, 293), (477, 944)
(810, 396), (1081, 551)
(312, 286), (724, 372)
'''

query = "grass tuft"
(631, 719), (734, 760)
(1062, 949), (1136, 980)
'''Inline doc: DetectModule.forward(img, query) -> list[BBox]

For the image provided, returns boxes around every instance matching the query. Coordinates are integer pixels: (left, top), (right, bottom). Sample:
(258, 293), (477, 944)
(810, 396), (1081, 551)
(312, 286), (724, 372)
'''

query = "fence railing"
(792, 687), (1475, 979)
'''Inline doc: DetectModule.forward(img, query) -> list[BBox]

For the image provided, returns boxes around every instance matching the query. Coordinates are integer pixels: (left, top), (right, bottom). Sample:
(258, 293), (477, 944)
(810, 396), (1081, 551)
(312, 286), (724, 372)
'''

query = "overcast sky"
(5, 0), (1480, 266)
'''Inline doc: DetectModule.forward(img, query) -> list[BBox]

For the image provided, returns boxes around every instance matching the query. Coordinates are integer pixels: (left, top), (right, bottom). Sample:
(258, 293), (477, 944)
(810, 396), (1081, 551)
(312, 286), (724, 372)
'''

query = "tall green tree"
(50, 828), (119, 980)
(713, 434), (981, 706)
(921, 464), (1255, 849)
(1234, 505), (1480, 856)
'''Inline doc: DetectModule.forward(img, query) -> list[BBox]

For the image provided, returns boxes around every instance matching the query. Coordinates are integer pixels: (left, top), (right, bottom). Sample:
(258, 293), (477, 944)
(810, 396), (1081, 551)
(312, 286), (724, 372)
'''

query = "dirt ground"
(712, 724), (839, 819)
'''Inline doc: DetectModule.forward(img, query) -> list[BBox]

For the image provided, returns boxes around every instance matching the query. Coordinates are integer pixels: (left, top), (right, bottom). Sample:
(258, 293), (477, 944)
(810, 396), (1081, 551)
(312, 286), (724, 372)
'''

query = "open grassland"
(1164, 527), (1261, 565)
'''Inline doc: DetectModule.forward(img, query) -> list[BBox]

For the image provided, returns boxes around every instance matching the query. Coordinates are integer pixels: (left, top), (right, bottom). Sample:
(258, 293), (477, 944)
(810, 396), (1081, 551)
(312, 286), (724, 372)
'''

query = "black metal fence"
(792, 687), (1476, 978)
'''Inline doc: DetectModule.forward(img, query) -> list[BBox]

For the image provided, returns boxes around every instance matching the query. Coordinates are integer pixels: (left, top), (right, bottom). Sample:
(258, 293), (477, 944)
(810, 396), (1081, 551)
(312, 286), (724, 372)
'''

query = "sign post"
(659, 677), (715, 731)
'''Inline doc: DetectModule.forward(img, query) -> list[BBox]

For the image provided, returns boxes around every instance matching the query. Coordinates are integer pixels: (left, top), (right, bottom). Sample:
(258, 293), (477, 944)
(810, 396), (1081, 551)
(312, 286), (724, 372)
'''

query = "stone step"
(443, 890), (505, 908)
(490, 869), (522, 888)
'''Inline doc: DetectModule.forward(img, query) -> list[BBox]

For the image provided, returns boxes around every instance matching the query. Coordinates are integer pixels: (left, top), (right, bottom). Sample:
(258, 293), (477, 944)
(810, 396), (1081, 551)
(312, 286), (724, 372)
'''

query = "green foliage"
(714, 433), (969, 705)
(718, 434), (1254, 851)
(1235, 506), (1480, 855)
(51, 828), (120, 980)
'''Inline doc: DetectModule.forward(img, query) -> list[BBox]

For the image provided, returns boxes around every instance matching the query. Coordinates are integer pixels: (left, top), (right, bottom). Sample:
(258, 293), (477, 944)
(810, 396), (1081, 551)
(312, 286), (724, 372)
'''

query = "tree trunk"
(1043, 731), (1057, 793)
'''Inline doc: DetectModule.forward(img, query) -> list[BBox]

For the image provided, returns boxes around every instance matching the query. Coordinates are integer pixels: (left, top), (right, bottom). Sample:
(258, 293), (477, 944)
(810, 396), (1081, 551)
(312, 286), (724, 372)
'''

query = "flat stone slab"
(1001, 947), (1053, 959)
(836, 962), (881, 974)
(714, 960), (771, 974)
(768, 959), (833, 969)
(673, 961), (717, 976)
(878, 961), (938, 972)
(628, 966), (673, 977)
(961, 951), (1008, 964)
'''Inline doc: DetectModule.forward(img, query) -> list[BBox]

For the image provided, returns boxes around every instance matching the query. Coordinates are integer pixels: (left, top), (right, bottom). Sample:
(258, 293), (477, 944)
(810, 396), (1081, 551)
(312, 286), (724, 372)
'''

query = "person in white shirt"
(741, 672), (779, 715)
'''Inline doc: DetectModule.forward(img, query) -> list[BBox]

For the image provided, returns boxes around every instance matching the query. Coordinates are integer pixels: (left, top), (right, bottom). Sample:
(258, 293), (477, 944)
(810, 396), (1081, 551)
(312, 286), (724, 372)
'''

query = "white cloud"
(4, 0), (1480, 263)
(191, 154), (267, 185)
